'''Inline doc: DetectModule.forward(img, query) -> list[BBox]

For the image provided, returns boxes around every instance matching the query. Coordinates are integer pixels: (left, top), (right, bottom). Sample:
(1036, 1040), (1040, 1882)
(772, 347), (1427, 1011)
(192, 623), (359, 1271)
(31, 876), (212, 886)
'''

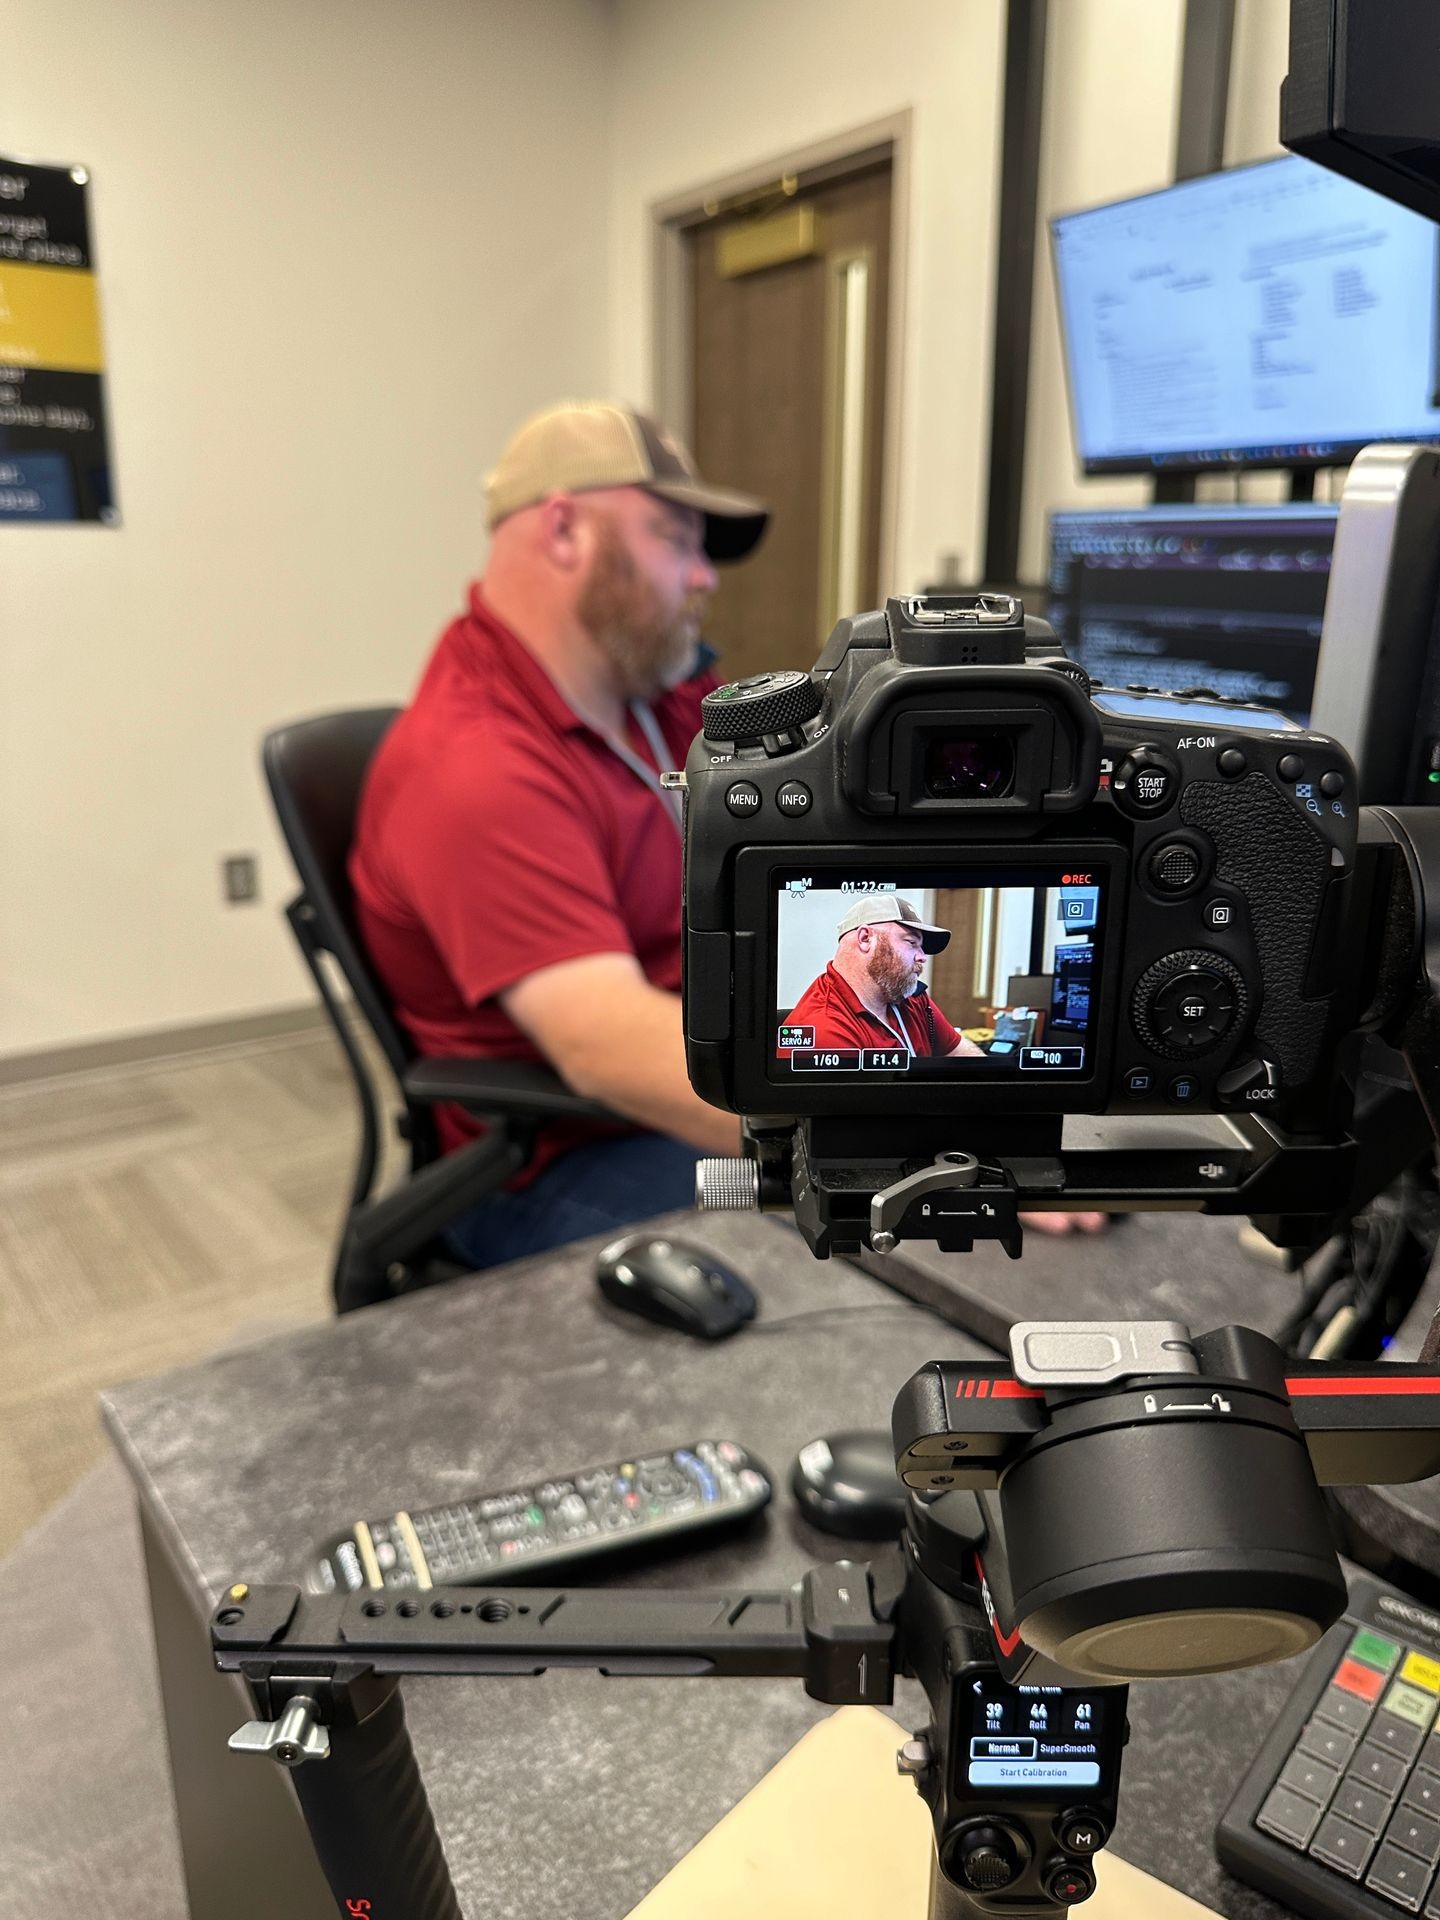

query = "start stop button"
(1111, 746), (1179, 817)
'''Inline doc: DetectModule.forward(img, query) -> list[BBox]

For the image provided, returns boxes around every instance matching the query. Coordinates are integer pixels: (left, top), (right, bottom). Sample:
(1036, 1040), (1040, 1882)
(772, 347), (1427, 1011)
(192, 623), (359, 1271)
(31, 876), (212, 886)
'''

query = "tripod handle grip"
(286, 1680), (463, 1920)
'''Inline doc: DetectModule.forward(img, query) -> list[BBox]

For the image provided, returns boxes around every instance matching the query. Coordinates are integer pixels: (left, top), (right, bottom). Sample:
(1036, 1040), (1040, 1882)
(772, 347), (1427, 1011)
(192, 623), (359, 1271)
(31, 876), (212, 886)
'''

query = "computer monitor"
(1050, 154), (1440, 474)
(1046, 504), (1338, 726)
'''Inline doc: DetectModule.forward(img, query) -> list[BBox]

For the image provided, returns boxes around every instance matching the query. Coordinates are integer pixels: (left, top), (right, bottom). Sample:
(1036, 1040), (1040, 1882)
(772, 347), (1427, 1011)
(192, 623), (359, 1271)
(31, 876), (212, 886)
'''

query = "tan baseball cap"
(485, 400), (769, 562)
(836, 893), (952, 955)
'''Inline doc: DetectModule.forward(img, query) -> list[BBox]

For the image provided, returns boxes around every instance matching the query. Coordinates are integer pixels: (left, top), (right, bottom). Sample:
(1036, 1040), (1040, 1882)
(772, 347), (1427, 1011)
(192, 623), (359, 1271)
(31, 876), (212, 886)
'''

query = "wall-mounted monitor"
(1051, 154), (1440, 475)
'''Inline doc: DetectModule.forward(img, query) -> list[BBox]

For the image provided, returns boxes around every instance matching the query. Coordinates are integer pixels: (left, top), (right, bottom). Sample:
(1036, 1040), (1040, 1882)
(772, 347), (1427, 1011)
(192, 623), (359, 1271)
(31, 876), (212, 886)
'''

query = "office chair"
(263, 708), (616, 1313)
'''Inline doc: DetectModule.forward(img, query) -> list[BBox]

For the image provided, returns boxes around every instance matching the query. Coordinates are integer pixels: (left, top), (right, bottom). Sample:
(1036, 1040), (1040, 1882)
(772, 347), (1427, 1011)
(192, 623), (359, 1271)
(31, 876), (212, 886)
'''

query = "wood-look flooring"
(0, 1025), (380, 1557)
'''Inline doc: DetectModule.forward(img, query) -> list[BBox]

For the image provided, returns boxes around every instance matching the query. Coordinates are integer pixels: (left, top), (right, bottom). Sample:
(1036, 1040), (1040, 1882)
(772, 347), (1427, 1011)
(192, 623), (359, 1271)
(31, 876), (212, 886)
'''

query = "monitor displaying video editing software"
(1046, 504), (1338, 726)
(1051, 153), (1440, 473)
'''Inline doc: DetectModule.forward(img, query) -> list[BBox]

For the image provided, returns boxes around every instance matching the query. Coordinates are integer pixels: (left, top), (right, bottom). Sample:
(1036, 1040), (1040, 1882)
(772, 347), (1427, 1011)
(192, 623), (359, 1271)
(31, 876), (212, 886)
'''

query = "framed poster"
(0, 155), (116, 522)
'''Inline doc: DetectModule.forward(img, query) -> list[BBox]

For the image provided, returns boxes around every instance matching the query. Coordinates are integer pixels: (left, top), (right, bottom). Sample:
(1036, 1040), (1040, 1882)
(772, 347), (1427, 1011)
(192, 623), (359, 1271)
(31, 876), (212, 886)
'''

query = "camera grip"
(1180, 772), (1333, 1086)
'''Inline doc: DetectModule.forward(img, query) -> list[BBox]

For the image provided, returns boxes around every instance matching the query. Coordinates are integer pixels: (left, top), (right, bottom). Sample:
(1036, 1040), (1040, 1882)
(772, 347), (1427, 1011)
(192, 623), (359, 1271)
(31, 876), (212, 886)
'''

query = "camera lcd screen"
(772, 868), (1104, 1080)
(961, 1680), (1111, 1792)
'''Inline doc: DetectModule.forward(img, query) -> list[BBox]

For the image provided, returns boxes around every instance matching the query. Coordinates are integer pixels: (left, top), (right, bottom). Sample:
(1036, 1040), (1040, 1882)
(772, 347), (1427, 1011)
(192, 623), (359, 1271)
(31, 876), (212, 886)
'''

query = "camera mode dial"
(1132, 949), (1249, 1059)
(701, 671), (822, 744)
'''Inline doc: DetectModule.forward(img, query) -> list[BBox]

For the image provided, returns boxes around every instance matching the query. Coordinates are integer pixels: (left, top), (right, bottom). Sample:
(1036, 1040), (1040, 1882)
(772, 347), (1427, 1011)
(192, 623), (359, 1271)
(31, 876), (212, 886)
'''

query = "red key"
(1334, 1657), (1386, 1703)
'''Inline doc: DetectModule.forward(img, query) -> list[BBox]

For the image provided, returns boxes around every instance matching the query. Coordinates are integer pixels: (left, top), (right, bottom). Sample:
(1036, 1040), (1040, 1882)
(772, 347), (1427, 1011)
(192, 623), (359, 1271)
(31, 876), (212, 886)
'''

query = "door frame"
(649, 109), (914, 604)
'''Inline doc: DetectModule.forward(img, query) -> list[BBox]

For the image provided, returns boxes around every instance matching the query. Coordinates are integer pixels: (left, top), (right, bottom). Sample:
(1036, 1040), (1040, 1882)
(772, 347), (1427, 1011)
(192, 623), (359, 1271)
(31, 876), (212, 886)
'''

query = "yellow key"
(1400, 1652), (1440, 1696)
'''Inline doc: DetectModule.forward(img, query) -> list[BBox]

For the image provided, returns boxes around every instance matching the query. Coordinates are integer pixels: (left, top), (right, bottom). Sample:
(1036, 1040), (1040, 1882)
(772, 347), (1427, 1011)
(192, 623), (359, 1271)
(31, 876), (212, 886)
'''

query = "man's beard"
(867, 936), (923, 1007)
(577, 513), (709, 702)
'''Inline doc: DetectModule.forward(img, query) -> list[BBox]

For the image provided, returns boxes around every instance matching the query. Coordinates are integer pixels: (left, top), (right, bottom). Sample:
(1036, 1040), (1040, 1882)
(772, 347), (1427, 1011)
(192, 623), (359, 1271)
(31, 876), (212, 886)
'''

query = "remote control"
(305, 1440), (772, 1595)
(1218, 1572), (1440, 1916)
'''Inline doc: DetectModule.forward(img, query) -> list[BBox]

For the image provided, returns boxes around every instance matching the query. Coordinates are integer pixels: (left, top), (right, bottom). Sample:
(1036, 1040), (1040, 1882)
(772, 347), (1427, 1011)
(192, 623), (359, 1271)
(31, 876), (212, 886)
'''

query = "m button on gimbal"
(1056, 1810), (1108, 1856)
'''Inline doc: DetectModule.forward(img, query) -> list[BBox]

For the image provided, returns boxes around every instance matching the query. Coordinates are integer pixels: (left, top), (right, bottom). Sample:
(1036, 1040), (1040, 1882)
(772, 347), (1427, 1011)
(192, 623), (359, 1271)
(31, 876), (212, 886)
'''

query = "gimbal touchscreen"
(958, 1678), (1115, 1796)
(771, 868), (1104, 1083)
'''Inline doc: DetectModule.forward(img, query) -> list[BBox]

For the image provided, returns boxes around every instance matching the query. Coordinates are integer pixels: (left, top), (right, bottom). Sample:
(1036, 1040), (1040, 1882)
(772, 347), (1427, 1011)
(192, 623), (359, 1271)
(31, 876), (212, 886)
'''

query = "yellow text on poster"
(0, 262), (104, 373)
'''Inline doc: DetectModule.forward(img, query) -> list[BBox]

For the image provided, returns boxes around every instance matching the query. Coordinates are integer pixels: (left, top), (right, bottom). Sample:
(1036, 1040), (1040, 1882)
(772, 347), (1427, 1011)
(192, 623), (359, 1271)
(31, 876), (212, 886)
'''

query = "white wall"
(608, 0), (1008, 600)
(1018, 0), (1187, 582)
(0, 0), (612, 1060)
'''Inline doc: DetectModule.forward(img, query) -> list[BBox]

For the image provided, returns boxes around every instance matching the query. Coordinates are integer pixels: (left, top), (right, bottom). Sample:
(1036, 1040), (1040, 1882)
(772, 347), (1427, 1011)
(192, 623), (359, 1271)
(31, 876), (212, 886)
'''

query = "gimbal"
(208, 807), (1440, 1916)
(212, 1319), (1440, 1918)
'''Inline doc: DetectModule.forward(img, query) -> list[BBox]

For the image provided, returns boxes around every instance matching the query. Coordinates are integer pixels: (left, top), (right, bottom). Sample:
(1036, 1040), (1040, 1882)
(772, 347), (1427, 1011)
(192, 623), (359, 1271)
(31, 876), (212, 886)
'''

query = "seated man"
(350, 400), (768, 1270)
(353, 398), (1103, 1266)
(785, 895), (986, 1057)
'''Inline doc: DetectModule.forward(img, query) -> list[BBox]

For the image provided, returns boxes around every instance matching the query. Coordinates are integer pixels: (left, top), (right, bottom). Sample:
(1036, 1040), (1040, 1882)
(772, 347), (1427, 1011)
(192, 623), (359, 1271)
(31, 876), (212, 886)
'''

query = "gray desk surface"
(103, 1210), (1305, 1920)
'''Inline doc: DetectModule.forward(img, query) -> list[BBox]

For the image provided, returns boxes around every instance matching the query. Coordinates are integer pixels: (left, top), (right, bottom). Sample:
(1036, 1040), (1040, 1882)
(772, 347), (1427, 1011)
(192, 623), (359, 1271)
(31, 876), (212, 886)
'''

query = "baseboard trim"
(0, 1004), (329, 1089)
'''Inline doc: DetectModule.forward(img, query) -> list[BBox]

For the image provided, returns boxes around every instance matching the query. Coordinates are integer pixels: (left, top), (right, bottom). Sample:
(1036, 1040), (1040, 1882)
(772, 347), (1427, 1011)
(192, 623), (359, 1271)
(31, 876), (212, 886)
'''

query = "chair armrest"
(401, 1055), (617, 1122)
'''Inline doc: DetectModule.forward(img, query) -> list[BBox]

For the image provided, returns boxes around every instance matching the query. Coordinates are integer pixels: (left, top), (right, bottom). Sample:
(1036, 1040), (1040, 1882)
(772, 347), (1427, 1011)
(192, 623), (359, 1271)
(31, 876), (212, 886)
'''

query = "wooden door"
(687, 160), (893, 680)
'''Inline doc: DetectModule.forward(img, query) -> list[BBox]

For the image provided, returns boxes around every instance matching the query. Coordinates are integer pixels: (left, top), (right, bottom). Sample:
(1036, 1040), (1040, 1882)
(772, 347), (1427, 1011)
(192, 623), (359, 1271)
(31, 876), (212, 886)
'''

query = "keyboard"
(1218, 1574), (1440, 1914)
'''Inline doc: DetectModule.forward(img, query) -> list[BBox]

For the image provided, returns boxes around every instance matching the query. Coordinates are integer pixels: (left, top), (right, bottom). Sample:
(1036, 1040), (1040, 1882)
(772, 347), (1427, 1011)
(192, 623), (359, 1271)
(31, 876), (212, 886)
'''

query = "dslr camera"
(681, 593), (1399, 1259)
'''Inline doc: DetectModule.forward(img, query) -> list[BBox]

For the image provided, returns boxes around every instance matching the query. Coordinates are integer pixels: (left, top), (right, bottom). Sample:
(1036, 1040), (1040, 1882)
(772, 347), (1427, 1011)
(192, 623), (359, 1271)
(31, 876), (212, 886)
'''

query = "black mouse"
(594, 1233), (758, 1340)
(790, 1428), (909, 1539)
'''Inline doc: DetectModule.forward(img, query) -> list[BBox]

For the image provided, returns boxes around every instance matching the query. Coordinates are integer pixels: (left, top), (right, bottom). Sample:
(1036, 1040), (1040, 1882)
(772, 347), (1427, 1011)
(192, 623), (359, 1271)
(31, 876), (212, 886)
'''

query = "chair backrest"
(262, 708), (414, 1081)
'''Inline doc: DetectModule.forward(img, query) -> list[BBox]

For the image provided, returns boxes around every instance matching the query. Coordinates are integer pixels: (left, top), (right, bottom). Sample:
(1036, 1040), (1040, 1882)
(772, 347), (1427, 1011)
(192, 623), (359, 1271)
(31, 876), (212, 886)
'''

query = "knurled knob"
(955, 1828), (1019, 1892)
(695, 1157), (760, 1211)
(701, 671), (822, 742)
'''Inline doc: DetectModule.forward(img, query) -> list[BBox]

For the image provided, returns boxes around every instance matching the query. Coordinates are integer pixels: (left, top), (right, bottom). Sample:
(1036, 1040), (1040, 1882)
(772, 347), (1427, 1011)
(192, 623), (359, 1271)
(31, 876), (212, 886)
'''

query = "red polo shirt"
(350, 586), (712, 1180)
(782, 964), (963, 1056)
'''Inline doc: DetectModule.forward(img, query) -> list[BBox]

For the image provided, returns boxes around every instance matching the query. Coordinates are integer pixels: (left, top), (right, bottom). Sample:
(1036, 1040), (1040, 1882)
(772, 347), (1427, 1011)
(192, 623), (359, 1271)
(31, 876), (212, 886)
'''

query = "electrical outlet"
(222, 854), (259, 904)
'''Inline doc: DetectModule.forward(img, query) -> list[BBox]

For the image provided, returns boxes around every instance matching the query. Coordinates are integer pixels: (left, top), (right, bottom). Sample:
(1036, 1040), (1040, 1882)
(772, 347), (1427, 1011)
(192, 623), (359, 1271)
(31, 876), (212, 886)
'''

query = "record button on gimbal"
(1044, 1860), (1097, 1904)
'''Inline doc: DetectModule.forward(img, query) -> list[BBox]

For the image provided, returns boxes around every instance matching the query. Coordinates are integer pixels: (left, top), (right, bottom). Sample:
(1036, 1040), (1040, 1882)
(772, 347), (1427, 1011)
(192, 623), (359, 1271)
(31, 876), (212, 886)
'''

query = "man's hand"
(501, 952), (740, 1156)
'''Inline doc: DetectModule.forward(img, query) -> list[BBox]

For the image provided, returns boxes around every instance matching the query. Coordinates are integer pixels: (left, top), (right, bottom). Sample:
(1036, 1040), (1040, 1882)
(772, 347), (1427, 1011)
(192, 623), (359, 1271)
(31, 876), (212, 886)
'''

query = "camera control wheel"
(1131, 950), (1249, 1058)
(701, 671), (822, 744)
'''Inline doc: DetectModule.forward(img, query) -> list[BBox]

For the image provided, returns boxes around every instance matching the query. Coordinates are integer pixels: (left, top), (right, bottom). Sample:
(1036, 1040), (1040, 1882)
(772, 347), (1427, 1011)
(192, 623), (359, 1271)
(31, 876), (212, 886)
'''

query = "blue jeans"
(444, 1132), (703, 1273)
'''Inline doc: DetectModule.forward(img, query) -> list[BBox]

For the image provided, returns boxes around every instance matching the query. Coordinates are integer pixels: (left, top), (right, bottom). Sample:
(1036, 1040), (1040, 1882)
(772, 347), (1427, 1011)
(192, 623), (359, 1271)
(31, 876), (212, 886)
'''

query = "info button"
(776, 780), (812, 817)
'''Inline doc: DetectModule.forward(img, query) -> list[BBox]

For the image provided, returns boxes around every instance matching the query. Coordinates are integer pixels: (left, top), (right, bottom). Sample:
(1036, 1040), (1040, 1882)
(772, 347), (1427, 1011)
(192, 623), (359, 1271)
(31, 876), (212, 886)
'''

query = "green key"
(1382, 1680), (1437, 1730)
(1350, 1630), (1402, 1674)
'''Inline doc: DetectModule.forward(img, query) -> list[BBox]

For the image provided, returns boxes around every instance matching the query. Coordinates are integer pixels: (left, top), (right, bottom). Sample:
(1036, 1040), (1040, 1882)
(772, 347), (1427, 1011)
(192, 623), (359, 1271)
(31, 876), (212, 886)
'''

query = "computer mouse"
(594, 1233), (758, 1340)
(790, 1428), (909, 1539)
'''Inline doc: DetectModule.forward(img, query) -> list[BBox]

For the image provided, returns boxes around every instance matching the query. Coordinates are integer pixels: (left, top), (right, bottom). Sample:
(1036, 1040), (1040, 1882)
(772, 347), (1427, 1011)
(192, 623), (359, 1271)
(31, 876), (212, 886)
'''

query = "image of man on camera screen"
(778, 893), (986, 1058)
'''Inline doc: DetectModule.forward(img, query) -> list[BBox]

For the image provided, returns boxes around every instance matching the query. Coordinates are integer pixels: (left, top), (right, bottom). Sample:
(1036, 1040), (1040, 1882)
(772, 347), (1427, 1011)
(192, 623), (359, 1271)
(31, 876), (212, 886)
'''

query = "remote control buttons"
(1111, 746), (1179, 817)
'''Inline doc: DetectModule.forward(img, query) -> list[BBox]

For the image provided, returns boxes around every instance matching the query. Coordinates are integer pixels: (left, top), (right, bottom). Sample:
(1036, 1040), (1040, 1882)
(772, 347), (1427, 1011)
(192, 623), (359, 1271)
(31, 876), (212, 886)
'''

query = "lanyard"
(599, 702), (685, 836)
(882, 1005), (916, 1054)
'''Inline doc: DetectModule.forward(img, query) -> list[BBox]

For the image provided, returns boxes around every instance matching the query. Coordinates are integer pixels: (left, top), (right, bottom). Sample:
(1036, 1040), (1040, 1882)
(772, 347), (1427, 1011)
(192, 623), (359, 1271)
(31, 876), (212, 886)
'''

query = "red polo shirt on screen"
(782, 964), (964, 1056)
(350, 586), (713, 1182)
